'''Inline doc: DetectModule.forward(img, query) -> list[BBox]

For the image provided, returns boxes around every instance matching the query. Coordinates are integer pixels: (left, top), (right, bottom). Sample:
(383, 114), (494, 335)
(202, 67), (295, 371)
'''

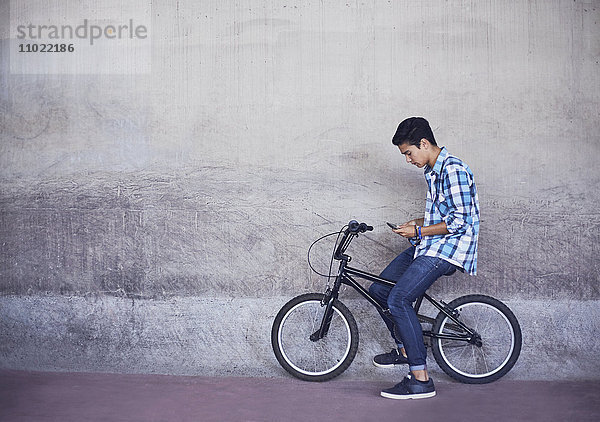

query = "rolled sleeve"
(441, 166), (474, 234)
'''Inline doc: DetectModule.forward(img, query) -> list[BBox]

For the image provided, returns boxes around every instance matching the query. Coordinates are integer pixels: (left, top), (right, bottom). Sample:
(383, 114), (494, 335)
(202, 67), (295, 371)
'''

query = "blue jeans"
(369, 246), (456, 371)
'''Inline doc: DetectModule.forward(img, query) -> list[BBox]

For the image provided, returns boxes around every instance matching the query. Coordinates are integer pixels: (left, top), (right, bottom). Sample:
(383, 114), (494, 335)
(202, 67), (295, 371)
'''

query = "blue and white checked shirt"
(415, 147), (480, 275)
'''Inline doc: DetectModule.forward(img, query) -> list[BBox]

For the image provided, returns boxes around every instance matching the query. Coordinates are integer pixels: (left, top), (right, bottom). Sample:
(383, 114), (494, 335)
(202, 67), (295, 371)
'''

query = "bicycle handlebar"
(334, 220), (373, 261)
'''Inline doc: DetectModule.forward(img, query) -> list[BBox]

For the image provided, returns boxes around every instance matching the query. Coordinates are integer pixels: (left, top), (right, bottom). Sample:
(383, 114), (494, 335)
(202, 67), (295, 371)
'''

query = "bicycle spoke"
(477, 344), (490, 374)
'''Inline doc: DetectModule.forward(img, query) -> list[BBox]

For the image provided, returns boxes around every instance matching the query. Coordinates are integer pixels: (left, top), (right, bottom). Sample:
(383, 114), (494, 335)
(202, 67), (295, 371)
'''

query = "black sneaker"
(373, 349), (409, 368)
(380, 374), (436, 400)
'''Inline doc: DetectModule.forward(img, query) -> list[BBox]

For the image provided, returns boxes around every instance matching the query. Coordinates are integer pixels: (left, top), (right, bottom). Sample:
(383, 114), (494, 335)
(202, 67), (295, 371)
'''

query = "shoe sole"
(372, 360), (408, 368)
(380, 391), (436, 400)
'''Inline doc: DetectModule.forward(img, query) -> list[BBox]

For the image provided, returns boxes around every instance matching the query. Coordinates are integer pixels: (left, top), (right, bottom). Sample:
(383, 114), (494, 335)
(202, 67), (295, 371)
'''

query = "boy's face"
(398, 140), (428, 168)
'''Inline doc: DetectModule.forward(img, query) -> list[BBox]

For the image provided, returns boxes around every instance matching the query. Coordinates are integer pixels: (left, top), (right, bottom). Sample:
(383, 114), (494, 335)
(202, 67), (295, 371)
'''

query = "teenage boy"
(370, 117), (480, 399)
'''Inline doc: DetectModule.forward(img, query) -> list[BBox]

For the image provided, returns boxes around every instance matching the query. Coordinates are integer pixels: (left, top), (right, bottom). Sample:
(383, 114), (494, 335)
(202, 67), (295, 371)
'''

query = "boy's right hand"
(393, 223), (417, 238)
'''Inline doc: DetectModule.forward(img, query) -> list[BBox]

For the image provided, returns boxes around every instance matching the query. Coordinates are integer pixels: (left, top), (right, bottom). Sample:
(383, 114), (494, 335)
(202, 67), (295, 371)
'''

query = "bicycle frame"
(312, 229), (481, 347)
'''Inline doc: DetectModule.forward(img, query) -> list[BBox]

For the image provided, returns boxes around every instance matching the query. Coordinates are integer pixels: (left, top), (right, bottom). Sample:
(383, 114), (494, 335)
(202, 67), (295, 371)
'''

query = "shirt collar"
(425, 146), (448, 176)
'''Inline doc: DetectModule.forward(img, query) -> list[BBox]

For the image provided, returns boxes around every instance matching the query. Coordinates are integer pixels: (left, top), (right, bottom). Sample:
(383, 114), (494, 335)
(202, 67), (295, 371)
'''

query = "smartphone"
(386, 222), (399, 230)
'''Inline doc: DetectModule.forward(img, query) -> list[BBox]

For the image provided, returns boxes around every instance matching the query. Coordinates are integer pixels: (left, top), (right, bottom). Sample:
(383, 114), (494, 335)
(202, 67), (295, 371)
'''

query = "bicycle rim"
(277, 299), (352, 376)
(437, 302), (515, 379)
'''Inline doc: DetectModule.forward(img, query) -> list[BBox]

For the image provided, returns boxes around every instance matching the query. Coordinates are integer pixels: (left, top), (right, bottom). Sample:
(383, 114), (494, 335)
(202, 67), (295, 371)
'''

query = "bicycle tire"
(271, 293), (359, 382)
(431, 294), (522, 384)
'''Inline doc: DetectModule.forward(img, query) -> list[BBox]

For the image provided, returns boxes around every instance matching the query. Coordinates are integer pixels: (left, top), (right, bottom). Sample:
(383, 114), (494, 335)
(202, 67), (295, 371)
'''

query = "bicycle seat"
(444, 267), (458, 277)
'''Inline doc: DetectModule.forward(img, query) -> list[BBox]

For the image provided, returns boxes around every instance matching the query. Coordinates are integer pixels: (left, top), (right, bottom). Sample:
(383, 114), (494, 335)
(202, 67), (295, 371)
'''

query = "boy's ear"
(420, 138), (428, 149)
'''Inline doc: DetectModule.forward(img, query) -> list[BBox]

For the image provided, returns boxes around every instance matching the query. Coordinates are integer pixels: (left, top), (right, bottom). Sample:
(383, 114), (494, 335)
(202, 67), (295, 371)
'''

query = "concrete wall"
(1, 0), (599, 380)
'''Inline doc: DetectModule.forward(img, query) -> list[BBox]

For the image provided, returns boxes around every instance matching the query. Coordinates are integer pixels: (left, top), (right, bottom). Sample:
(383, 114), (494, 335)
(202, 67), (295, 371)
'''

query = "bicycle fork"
(309, 278), (342, 342)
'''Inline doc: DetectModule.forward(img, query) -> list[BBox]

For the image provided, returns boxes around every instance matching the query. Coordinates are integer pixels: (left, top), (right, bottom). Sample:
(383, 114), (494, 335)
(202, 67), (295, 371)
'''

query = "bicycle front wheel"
(271, 293), (359, 382)
(432, 294), (522, 384)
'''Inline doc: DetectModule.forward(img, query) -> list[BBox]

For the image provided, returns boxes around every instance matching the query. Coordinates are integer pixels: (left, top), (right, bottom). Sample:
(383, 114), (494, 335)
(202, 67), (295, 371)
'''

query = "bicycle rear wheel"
(271, 293), (359, 382)
(431, 294), (522, 384)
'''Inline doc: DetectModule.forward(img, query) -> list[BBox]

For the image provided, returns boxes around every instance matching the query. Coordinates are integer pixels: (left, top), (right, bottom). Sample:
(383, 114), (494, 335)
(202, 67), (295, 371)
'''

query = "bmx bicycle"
(271, 220), (522, 384)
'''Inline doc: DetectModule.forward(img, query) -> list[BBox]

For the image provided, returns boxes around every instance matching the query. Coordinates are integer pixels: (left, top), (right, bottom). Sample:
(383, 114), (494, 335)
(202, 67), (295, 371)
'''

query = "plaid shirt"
(415, 147), (480, 275)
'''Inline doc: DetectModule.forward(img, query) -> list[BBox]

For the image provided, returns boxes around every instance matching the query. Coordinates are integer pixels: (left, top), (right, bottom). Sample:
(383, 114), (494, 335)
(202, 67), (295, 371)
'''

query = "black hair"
(391, 117), (437, 148)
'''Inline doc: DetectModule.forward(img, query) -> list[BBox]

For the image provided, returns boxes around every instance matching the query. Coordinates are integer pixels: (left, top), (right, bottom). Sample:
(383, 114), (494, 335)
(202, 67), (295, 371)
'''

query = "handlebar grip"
(347, 220), (373, 233)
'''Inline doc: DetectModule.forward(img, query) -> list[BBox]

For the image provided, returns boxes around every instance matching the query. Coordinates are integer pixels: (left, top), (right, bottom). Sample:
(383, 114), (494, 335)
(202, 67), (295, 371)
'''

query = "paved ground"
(1, 370), (599, 422)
